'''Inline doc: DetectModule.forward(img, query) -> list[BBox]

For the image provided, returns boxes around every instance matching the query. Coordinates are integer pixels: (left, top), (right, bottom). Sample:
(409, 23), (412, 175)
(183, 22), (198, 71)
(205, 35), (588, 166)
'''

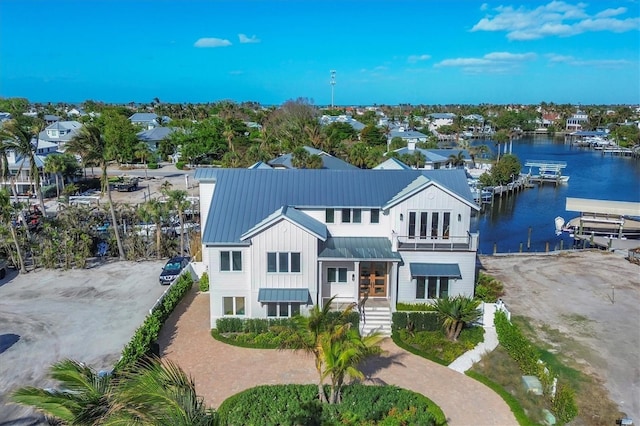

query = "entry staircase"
(359, 303), (392, 336)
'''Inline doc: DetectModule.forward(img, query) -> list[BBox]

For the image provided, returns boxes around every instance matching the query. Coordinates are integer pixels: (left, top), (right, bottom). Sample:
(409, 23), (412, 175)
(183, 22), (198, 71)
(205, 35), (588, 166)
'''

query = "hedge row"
(216, 311), (360, 334)
(392, 311), (442, 332)
(115, 272), (194, 370)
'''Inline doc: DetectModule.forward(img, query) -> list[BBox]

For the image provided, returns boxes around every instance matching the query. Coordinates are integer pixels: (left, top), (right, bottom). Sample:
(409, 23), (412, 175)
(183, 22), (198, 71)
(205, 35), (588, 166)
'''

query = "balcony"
(395, 232), (479, 252)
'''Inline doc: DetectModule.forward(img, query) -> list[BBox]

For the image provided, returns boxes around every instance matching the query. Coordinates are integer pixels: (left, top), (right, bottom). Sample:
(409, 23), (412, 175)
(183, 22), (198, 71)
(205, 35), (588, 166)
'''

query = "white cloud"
(407, 54), (431, 63)
(471, 1), (640, 40)
(546, 53), (632, 68)
(194, 38), (232, 48)
(435, 51), (536, 73)
(238, 34), (261, 44)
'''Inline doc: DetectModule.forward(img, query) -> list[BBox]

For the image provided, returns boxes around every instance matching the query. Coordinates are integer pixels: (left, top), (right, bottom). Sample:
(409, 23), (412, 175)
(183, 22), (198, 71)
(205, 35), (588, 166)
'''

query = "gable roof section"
(269, 146), (357, 170)
(137, 126), (175, 142)
(373, 157), (411, 170)
(195, 168), (476, 244)
(129, 112), (157, 122)
(240, 205), (327, 242)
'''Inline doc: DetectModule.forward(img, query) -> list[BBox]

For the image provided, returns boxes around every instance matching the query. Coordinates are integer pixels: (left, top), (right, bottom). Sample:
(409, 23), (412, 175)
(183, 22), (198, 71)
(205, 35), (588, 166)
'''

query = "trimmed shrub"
(198, 272), (209, 292)
(175, 161), (186, 170)
(494, 311), (539, 375)
(217, 383), (444, 426)
(552, 383), (578, 424)
(396, 302), (436, 311)
(147, 162), (159, 170)
(392, 311), (441, 332)
(475, 272), (505, 302)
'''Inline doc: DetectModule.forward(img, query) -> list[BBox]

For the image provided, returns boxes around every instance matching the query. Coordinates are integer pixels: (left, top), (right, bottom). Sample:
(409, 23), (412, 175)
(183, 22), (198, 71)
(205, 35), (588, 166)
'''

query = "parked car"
(159, 256), (190, 285)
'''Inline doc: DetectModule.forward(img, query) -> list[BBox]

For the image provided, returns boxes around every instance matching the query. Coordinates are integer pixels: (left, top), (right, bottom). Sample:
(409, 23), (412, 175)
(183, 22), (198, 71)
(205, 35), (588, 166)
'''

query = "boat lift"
(525, 160), (568, 186)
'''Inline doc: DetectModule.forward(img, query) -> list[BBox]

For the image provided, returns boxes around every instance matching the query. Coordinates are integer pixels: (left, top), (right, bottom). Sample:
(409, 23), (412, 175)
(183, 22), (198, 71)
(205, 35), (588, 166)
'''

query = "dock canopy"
(410, 263), (462, 279)
(566, 197), (640, 217)
(258, 288), (310, 303)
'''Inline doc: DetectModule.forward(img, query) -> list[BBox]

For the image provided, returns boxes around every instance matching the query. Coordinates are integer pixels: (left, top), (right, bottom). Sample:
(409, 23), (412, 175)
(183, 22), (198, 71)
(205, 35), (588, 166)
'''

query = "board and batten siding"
(206, 245), (250, 327)
(247, 219), (319, 317)
(301, 208), (391, 238)
(389, 184), (472, 239)
(396, 251), (477, 304)
(321, 261), (357, 300)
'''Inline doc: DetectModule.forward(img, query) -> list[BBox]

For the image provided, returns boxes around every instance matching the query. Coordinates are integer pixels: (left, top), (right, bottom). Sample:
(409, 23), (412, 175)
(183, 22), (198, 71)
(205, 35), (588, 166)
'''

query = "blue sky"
(1, 0), (638, 106)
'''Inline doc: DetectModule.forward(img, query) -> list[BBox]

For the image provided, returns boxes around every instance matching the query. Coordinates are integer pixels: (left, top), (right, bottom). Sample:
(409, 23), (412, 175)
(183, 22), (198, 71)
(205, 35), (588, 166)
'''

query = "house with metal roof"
(195, 168), (480, 334)
(37, 120), (83, 152)
(268, 146), (357, 170)
(137, 126), (176, 151)
(129, 113), (171, 130)
(392, 142), (473, 170)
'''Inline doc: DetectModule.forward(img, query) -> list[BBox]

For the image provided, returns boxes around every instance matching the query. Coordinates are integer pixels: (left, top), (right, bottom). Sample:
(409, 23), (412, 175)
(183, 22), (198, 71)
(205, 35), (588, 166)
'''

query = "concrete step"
(360, 307), (392, 336)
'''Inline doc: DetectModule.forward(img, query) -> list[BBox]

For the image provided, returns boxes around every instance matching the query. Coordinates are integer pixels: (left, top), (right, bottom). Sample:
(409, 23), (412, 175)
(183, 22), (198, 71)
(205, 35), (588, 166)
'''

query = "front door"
(359, 262), (387, 297)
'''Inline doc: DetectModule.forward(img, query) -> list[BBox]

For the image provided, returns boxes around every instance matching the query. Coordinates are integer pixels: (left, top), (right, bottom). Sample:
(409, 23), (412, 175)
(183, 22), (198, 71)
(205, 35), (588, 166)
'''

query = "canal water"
(470, 136), (640, 254)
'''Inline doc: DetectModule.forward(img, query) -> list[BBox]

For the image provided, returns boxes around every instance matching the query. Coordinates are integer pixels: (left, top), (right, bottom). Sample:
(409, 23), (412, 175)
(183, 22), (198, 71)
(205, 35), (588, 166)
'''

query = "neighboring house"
(2, 149), (50, 195)
(269, 146), (357, 170)
(44, 115), (61, 124)
(373, 157), (412, 170)
(137, 127), (176, 151)
(248, 161), (273, 169)
(319, 114), (366, 132)
(66, 107), (87, 117)
(0, 112), (11, 123)
(195, 168), (480, 330)
(392, 142), (472, 170)
(387, 127), (428, 148)
(566, 110), (588, 132)
(37, 120), (83, 152)
(426, 113), (456, 131)
(129, 113), (171, 130)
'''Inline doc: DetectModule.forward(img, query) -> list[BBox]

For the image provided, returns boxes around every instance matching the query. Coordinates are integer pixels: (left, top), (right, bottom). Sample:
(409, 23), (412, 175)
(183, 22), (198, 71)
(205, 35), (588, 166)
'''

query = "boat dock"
(564, 197), (640, 240)
(525, 160), (569, 186)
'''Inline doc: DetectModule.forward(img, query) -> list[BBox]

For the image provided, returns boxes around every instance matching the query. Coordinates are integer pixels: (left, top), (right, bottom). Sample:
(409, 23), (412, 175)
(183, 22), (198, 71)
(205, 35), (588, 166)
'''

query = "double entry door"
(359, 262), (387, 298)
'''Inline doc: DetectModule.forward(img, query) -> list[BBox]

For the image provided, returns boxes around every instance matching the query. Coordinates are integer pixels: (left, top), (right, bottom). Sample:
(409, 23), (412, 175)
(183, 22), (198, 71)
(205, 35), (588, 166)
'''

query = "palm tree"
(447, 151), (466, 168)
(67, 124), (126, 260)
(0, 188), (26, 273)
(44, 154), (65, 198)
(167, 189), (190, 256)
(320, 325), (383, 404)
(3, 120), (47, 216)
(432, 295), (482, 341)
(291, 147), (310, 169)
(109, 357), (217, 425)
(11, 359), (114, 424)
(347, 143), (368, 168)
(141, 199), (168, 259)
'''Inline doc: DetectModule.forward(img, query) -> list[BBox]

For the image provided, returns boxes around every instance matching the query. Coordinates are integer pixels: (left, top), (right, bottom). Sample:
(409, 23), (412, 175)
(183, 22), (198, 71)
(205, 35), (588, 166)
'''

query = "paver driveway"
(159, 287), (517, 425)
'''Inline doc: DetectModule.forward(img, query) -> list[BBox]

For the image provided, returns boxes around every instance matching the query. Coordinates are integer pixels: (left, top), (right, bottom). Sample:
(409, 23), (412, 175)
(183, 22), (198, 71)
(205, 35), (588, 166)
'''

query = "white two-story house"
(195, 168), (480, 331)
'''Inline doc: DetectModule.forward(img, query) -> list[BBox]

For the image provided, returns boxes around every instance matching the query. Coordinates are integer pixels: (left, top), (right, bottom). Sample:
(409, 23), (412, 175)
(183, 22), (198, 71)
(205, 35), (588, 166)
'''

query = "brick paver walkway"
(159, 288), (517, 425)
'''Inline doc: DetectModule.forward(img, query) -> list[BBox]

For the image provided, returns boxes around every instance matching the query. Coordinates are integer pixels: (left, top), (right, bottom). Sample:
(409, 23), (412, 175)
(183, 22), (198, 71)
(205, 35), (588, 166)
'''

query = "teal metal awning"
(318, 237), (402, 260)
(258, 288), (310, 303)
(410, 263), (462, 279)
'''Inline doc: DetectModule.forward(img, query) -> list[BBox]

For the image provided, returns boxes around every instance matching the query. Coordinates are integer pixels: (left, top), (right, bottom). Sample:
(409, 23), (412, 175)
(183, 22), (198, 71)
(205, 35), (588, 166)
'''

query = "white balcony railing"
(395, 232), (479, 251)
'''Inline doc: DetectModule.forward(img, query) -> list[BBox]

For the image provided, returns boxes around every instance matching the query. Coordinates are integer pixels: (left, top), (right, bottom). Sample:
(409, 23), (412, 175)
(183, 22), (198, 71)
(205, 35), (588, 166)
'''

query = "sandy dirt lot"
(479, 250), (640, 422)
(0, 260), (169, 425)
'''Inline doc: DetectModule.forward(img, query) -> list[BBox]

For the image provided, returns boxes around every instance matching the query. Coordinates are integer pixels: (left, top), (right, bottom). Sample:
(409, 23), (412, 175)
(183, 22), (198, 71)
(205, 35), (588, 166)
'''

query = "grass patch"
(211, 329), (284, 349)
(393, 326), (484, 365)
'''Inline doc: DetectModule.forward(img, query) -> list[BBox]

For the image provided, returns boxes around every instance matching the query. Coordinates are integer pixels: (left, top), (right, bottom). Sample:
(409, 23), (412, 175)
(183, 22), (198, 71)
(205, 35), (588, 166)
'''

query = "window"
(267, 302), (300, 317)
(223, 297), (245, 315)
(408, 212), (416, 239)
(327, 267), (348, 283)
(353, 209), (361, 223)
(419, 212), (428, 239)
(431, 212), (439, 239)
(371, 209), (380, 224)
(267, 252), (301, 274)
(291, 253), (301, 273)
(416, 277), (426, 299)
(427, 277), (438, 298)
(326, 208), (334, 223)
(278, 252), (289, 272)
(341, 208), (351, 223)
(267, 253), (277, 272)
(443, 212), (451, 239)
(221, 251), (242, 271)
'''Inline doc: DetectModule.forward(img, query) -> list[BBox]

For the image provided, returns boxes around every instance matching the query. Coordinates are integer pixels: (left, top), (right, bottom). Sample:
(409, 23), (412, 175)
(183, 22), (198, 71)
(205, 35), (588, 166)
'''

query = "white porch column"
(389, 262), (398, 312)
(353, 261), (360, 301)
(318, 261), (323, 307)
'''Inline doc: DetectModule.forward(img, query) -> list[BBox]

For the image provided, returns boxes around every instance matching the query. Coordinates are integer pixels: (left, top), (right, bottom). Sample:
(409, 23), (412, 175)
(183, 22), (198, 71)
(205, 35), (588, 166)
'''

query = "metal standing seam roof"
(240, 205), (328, 241)
(318, 237), (402, 260)
(194, 168), (475, 244)
(268, 146), (357, 170)
(409, 263), (462, 278)
(257, 288), (310, 303)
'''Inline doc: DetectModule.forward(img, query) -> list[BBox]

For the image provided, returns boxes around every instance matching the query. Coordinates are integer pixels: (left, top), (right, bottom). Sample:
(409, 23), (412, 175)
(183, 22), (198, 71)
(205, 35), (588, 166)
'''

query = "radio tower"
(330, 70), (336, 109)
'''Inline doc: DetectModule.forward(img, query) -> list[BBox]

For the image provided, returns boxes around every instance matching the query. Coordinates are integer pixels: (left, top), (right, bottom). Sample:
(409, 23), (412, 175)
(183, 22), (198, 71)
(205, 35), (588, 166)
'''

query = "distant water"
(470, 135), (640, 254)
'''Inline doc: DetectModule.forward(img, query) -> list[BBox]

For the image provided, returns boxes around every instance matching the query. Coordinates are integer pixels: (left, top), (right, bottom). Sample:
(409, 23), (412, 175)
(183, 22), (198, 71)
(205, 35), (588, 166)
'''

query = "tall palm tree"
(167, 189), (190, 256)
(67, 124), (126, 260)
(44, 154), (65, 198)
(3, 120), (47, 216)
(320, 325), (383, 404)
(447, 151), (466, 168)
(11, 359), (114, 424)
(0, 188), (26, 273)
(141, 199), (168, 259)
